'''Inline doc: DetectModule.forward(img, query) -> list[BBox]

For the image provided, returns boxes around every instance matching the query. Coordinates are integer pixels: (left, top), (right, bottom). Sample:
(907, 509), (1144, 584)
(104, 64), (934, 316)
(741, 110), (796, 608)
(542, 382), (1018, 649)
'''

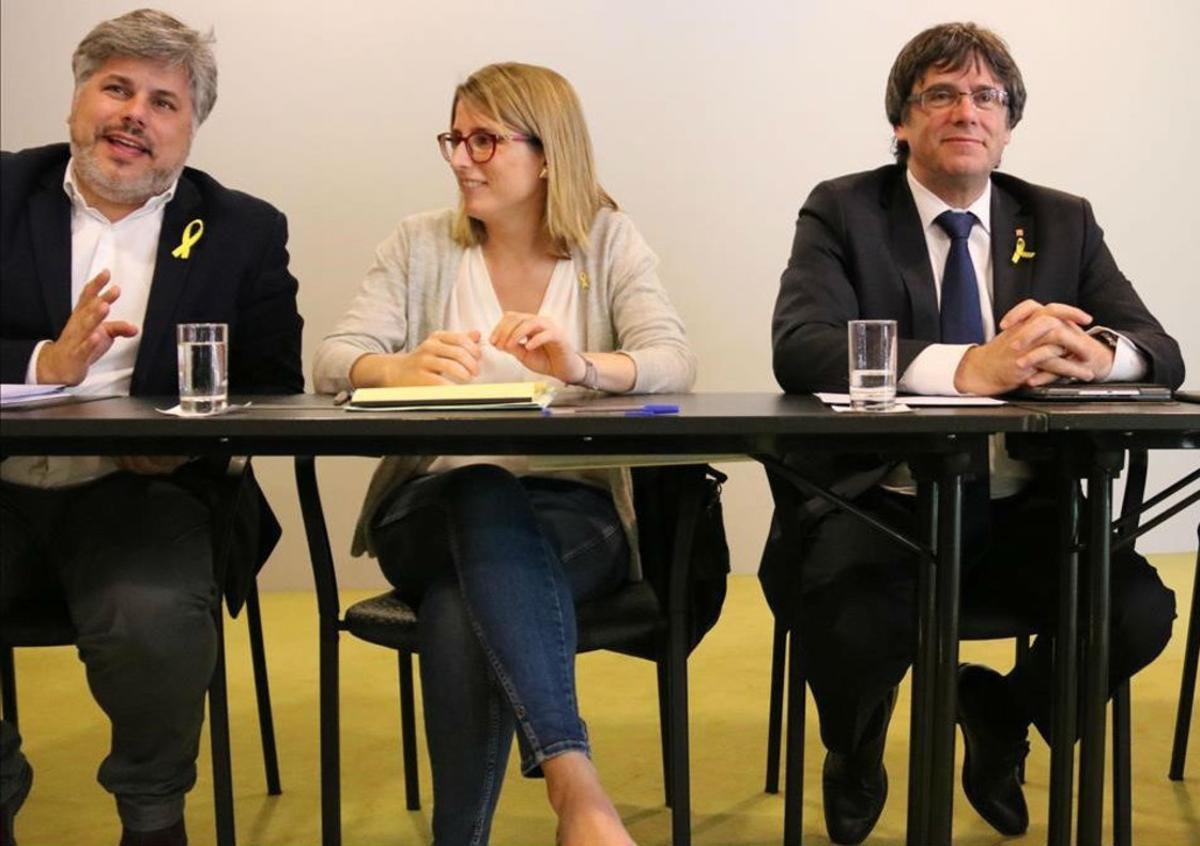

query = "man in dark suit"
(0, 10), (302, 845)
(762, 22), (1184, 845)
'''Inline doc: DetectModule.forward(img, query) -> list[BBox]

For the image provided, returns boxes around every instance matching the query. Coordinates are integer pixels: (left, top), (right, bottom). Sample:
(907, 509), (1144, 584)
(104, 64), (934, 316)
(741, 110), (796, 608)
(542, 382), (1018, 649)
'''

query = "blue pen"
(542, 403), (680, 416)
(638, 403), (680, 414)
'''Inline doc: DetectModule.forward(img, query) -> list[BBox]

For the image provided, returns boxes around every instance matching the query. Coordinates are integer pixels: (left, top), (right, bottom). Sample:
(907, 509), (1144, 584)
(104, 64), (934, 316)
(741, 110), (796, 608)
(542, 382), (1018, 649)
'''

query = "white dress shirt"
(1, 158), (176, 488)
(886, 170), (1148, 498)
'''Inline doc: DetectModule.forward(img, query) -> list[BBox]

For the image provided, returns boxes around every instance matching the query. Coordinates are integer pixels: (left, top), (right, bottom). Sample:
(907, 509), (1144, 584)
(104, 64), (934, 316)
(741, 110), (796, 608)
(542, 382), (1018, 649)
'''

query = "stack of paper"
(347, 381), (555, 411)
(0, 383), (66, 408)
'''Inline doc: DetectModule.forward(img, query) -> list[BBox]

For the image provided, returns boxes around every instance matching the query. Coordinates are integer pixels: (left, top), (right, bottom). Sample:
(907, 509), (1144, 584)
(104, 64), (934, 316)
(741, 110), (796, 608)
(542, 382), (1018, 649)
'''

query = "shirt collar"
(63, 156), (178, 221)
(906, 169), (992, 236)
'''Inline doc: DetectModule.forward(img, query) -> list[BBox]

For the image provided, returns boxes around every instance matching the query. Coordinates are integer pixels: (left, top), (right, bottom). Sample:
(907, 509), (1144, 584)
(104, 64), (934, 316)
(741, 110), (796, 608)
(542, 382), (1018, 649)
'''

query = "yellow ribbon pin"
(171, 219), (205, 259)
(1010, 234), (1036, 264)
(578, 271), (590, 290)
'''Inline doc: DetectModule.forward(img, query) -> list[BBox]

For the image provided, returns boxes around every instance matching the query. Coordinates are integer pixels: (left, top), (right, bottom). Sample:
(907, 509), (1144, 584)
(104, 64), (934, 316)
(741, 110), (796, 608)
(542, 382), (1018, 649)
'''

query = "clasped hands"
(361, 311), (587, 387)
(953, 299), (1116, 396)
(36, 270), (187, 476)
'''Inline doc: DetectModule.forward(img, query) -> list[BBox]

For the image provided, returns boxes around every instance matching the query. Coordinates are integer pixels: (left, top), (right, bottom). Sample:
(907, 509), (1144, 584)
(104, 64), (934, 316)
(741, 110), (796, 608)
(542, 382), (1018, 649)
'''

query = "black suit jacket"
(1, 143), (304, 613)
(761, 164), (1185, 618)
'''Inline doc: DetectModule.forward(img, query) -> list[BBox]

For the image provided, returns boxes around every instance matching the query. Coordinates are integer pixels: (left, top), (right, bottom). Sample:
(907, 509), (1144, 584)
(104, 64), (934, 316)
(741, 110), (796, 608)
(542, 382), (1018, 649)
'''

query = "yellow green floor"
(8, 555), (1199, 845)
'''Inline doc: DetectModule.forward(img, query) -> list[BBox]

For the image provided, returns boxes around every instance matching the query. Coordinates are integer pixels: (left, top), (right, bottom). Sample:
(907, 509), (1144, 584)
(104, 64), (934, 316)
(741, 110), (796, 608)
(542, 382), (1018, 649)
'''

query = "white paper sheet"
(830, 403), (913, 413)
(0, 383), (66, 407)
(155, 401), (253, 417)
(815, 392), (1005, 407)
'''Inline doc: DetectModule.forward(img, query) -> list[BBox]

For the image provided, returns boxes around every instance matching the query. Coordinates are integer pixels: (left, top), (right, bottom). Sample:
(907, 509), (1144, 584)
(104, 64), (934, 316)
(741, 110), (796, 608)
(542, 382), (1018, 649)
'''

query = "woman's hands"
(350, 330), (483, 387)
(489, 312), (585, 384)
(350, 315), (636, 392)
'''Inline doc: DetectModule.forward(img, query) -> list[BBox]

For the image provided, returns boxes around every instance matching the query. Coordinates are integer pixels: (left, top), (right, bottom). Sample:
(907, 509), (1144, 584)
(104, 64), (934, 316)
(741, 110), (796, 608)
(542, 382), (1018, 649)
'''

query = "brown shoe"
(118, 819), (186, 846)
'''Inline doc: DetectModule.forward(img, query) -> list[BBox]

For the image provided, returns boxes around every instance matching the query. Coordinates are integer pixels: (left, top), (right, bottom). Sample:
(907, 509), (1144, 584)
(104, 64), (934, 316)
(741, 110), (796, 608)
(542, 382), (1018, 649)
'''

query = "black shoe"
(822, 691), (895, 845)
(957, 664), (1031, 836)
(823, 750), (887, 845)
(0, 760), (33, 846)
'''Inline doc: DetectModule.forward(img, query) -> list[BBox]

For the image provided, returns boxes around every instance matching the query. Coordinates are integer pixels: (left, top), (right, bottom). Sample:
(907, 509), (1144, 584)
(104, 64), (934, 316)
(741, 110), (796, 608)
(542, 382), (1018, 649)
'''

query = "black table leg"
(1078, 453), (1119, 846)
(928, 468), (963, 846)
(294, 457), (343, 846)
(1048, 471), (1079, 846)
(907, 478), (938, 846)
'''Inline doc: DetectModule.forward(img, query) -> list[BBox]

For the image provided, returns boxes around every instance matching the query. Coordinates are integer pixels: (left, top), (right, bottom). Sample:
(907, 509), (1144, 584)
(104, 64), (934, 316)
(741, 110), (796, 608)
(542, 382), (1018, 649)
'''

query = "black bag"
(632, 464), (730, 653)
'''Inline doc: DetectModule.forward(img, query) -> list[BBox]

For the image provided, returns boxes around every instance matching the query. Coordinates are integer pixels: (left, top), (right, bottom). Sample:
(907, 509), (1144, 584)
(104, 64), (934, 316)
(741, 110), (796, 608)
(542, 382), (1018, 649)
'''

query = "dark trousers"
(0, 473), (218, 832)
(792, 482), (1175, 755)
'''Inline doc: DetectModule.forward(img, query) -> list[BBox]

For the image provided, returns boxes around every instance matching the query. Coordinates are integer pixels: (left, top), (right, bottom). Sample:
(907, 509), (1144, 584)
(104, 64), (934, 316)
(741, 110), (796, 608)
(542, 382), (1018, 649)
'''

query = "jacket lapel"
(28, 169), (73, 336)
(132, 175), (202, 391)
(885, 175), (940, 341)
(989, 180), (1033, 323)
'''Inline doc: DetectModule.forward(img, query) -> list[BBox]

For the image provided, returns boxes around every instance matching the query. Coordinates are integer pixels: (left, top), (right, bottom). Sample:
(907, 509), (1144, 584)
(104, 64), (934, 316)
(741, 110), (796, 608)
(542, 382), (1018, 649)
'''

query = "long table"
(9, 392), (1194, 845)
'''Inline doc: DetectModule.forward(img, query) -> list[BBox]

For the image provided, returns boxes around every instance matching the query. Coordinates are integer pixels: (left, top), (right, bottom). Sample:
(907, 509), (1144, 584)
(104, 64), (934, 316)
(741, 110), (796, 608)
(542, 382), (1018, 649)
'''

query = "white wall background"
(3, 0), (1197, 589)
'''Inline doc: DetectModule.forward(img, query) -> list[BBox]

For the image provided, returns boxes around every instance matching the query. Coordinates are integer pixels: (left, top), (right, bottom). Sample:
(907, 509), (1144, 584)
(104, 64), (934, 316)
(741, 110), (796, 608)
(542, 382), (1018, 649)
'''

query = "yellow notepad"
(347, 381), (555, 411)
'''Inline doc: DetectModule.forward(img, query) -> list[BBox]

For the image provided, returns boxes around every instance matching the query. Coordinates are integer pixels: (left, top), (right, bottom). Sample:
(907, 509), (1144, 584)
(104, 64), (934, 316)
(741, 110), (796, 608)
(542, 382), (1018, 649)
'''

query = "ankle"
(544, 753), (635, 845)
(544, 751), (601, 813)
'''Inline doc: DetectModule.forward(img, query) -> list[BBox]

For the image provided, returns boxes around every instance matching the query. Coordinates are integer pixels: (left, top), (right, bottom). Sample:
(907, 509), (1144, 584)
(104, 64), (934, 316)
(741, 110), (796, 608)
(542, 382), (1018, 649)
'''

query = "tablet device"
(1010, 382), (1173, 401)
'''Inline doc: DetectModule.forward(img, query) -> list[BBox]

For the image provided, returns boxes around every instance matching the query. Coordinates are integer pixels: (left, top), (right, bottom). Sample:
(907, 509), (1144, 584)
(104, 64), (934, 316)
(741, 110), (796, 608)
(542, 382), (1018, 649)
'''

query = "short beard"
(69, 134), (184, 207)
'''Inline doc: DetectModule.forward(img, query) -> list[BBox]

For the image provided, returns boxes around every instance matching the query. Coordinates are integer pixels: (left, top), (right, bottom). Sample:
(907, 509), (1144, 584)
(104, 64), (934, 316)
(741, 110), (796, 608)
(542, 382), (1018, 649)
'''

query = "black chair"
(1167, 523), (1200, 781)
(762, 450), (1149, 845)
(0, 458), (282, 846)
(294, 457), (727, 846)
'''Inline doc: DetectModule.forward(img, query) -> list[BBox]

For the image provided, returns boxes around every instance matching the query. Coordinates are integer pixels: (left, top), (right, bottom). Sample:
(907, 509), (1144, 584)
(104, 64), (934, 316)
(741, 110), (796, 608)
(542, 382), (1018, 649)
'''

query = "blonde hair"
(450, 63), (616, 255)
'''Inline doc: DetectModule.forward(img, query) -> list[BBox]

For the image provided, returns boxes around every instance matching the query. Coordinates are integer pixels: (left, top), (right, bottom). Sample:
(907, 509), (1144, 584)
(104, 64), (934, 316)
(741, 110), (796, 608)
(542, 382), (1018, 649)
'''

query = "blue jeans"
(372, 464), (629, 846)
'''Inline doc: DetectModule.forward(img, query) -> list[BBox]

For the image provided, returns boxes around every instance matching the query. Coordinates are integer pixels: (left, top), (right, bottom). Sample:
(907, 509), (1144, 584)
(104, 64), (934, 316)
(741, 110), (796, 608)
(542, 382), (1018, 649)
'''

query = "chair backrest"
(630, 464), (730, 653)
(1116, 448), (1149, 539)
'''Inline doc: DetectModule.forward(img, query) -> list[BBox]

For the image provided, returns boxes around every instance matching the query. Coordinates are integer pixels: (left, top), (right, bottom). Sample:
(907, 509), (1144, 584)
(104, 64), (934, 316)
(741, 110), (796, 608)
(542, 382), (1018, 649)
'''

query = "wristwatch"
(573, 354), (600, 391)
(1091, 328), (1120, 354)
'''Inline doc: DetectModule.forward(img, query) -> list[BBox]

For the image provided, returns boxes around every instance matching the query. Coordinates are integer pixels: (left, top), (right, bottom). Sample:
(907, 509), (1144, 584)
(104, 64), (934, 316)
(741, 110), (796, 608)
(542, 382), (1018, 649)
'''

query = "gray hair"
(72, 9), (217, 126)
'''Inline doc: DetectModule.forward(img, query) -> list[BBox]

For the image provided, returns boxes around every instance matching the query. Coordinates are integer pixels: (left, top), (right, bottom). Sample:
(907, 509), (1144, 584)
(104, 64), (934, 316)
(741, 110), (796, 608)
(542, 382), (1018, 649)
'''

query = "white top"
(447, 246), (579, 385)
(2, 159), (176, 488)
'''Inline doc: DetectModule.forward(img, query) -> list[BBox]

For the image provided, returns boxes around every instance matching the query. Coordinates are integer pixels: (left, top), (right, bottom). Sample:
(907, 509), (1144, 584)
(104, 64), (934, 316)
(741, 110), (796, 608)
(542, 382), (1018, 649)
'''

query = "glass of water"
(847, 319), (897, 411)
(176, 323), (228, 415)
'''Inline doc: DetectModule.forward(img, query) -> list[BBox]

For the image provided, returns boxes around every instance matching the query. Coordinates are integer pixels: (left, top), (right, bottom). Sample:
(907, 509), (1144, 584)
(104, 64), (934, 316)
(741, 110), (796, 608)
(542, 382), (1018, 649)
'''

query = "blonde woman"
(313, 63), (694, 844)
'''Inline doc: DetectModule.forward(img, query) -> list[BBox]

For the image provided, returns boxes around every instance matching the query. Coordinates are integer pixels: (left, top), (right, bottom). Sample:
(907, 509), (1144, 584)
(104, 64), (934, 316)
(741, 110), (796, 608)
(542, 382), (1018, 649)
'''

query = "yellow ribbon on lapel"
(1010, 236), (1036, 265)
(171, 219), (205, 259)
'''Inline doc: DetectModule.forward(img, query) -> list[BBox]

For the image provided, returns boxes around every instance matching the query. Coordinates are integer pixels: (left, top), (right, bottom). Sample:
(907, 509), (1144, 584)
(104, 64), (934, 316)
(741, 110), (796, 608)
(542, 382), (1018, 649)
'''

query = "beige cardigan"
(312, 207), (697, 569)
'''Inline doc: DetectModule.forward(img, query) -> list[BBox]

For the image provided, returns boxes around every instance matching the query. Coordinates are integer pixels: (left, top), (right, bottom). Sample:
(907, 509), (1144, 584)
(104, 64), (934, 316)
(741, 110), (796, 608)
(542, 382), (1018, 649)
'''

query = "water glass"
(176, 323), (228, 415)
(847, 319), (897, 411)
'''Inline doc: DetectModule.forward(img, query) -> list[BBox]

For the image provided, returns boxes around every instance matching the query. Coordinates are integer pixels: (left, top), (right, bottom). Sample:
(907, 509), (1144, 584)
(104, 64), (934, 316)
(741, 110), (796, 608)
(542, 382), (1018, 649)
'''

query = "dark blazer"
(761, 164), (1185, 618)
(1, 143), (304, 613)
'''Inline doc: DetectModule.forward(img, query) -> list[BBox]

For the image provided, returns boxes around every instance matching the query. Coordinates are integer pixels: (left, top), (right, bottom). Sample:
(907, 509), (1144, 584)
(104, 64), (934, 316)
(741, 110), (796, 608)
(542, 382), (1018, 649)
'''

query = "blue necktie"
(935, 210), (985, 344)
(935, 211), (992, 544)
